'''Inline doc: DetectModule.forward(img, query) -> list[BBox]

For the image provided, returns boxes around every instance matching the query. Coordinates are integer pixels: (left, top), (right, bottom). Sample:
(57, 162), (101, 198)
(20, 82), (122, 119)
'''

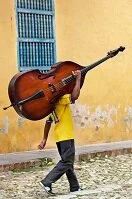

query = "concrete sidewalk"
(0, 140), (132, 172)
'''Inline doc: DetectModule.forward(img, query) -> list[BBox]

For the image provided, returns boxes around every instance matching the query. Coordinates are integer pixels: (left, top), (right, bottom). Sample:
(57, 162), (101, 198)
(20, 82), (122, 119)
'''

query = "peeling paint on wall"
(0, 116), (9, 134)
(17, 116), (25, 127)
(71, 103), (118, 129)
(124, 106), (132, 132)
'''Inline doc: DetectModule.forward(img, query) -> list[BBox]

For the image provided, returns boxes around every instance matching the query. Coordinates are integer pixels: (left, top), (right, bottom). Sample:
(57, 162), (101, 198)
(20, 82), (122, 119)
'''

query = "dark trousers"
(43, 139), (79, 192)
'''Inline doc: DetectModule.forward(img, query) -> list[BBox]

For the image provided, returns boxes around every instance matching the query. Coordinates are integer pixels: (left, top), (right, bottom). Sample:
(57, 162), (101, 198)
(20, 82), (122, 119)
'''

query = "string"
(41, 74), (76, 97)
(38, 55), (110, 97)
(38, 49), (122, 98)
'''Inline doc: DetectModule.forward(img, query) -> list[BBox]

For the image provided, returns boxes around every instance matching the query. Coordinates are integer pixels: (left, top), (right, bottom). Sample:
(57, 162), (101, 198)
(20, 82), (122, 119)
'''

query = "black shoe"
(39, 181), (55, 196)
(70, 187), (83, 193)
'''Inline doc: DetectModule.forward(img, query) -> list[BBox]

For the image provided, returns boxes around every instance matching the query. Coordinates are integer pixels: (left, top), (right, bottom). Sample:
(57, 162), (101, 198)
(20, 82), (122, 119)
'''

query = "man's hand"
(38, 139), (47, 150)
(72, 70), (81, 80)
(38, 119), (52, 150)
(71, 70), (81, 101)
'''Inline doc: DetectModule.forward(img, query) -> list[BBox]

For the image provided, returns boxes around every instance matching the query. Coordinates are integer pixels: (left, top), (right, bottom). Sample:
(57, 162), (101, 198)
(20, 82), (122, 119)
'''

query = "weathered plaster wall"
(54, 0), (132, 145)
(0, 0), (132, 153)
(0, 0), (54, 153)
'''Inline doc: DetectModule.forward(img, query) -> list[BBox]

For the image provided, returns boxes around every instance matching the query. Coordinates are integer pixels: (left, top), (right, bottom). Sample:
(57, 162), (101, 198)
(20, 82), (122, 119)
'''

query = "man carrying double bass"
(38, 70), (82, 195)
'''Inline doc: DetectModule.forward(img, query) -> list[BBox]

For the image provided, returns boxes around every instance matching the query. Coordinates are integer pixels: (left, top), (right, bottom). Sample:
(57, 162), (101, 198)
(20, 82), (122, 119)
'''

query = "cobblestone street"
(0, 154), (132, 199)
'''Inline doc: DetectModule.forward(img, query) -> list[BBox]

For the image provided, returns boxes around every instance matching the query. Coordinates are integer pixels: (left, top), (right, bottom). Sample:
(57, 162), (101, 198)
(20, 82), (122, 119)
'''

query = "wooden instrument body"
(6, 47), (125, 121)
(8, 61), (85, 120)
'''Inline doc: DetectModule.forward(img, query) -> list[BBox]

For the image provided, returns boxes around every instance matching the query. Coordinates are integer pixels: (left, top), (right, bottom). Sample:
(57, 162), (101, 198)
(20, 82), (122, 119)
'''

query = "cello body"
(5, 46), (125, 121)
(8, 61), (85, 120)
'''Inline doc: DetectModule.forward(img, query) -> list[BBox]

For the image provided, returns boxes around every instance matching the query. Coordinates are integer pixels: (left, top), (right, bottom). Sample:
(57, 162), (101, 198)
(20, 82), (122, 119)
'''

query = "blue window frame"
(16, 0), (56, 72)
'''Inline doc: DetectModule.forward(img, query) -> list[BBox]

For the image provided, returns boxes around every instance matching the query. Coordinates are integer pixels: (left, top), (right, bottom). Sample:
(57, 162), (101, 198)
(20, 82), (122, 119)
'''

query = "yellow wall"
(0, 0), (132, 153)
(55, 0), (132, 145)
(0, 0), (51, 153)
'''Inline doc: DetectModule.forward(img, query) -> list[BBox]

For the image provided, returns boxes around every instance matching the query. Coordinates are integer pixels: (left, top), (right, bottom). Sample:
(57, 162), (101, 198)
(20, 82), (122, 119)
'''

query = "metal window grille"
(16, 0), (56, 72)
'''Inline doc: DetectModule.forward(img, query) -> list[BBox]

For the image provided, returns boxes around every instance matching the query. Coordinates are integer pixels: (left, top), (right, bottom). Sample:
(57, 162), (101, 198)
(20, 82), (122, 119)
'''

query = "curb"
(77, 147), (132, 162)
(0, 141), (132, 172)
(0, 158), (52, 172)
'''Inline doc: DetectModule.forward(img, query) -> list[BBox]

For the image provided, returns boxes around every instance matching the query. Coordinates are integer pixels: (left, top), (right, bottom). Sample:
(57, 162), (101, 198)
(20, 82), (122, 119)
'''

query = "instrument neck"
(62, 54), (111, 85)
(81, 55), (110, 76)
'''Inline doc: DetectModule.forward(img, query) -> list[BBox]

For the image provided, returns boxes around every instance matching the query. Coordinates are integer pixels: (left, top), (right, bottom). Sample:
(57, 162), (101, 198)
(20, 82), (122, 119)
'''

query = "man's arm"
(38, 117), (53, 150)
(71, 70), (81, 102)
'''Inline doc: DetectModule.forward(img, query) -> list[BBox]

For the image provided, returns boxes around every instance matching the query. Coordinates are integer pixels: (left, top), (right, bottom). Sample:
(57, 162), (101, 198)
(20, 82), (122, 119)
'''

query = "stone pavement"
(0, 140), (132, 172)
(0, 153), (132, 199)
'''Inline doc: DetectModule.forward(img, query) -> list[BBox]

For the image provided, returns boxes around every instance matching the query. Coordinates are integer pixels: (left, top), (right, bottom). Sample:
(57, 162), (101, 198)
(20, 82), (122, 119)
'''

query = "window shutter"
(16, 0), (56, 72)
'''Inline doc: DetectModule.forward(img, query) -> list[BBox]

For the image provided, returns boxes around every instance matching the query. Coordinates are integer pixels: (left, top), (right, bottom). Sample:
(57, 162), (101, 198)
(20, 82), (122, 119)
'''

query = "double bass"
(3, 46), (125, 121)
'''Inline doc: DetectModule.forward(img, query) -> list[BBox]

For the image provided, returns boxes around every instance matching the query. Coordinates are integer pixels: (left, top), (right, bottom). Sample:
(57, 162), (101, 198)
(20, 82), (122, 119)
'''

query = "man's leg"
(65, 140), (80, 192)
(56, 139), (80, 192)
(41, 139), (77, 187)
(66, 168), (80, 192)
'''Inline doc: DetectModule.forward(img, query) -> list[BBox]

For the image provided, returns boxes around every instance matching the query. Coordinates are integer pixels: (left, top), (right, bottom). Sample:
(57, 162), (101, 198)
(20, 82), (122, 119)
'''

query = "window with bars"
(16, 0), (56, 72)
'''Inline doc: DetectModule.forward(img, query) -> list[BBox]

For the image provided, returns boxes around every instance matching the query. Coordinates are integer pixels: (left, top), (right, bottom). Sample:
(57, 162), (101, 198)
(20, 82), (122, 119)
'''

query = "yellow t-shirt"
(50, 94), (74, 142)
